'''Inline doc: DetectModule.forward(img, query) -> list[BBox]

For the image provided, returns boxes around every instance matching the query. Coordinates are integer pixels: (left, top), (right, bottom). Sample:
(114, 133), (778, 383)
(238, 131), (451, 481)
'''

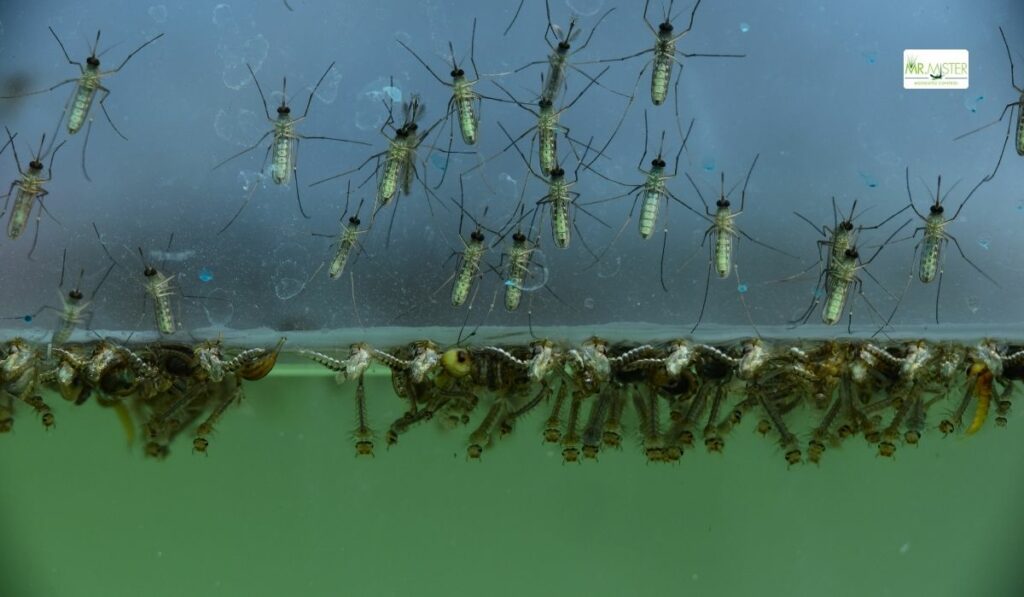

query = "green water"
(2, 365), (1023, 596)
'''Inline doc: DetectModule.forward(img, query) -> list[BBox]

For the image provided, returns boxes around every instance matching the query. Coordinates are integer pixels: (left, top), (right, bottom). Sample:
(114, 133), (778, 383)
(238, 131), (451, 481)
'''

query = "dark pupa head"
(450, 67), (465, 78)
(470, 230), (485, 243)
(929, 203), (944, 215)
(550, 166), (565, 178)
(86, 55), (100, 68)
(29, 160), (43, 171)
(143, 265), (157, 278)
(659, 21), (674, 34)
(652, 157), (666, 168)
(839, 220), (854, 232)
(68, 289), (84, 301)
(513, 231), (527, 243)
(716, 197), (730, 208)
(277, 104), (291, 115)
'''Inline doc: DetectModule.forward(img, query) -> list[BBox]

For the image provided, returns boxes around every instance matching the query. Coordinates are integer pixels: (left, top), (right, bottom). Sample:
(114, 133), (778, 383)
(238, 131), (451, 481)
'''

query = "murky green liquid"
(2, 365), (1023, 596)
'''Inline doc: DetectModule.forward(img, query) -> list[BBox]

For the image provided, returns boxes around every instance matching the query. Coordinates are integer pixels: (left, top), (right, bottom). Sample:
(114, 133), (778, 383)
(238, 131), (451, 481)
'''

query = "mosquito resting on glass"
(0, 27), (164, 182)
(213, 62), (369, 233)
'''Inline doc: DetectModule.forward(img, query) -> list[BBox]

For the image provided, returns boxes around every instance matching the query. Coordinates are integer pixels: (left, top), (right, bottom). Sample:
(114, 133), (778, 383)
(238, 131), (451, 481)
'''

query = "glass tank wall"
(1, 1), (1024, 597)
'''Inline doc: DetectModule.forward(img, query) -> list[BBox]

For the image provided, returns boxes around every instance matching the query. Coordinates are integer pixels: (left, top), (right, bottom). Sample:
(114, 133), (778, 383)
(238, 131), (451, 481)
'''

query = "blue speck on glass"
(737, 283), (748, 294)
(858, 171), (878, 188)
(739, 22), (750, 33)
(702, 157), (715, 172)
(23, 315), (32, 323)
(198, 267), (214, 283)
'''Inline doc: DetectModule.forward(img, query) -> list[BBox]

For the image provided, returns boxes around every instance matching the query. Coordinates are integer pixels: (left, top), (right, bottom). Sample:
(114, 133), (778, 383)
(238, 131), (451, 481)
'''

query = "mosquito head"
(405, 122), (419, 135)
(86, 55), (100, 68)
(513, 231), (527, 243)
(716, 197), (730, 209)
(28, 159), (43, 172)
(659, 21), (674, 34)
(538, 97), (553, 110)
(348, 215), (361, 226)
(470, 229), (485, 243)
(68, 288), (84, 301)
(929, 203), (944, 215)
(550, 166), (565, 179)
(277, 101), (291, 115)
(845, 247), (860, 260)
(652, 157), (666, 169)
(450, 67), (465, 78)
(839, 220), (854, 232)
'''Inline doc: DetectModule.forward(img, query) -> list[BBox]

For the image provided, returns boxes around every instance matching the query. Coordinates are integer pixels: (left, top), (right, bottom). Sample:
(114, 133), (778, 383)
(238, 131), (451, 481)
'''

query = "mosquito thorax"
(929, 203), (944, 215)
(470, 230), (485, 243)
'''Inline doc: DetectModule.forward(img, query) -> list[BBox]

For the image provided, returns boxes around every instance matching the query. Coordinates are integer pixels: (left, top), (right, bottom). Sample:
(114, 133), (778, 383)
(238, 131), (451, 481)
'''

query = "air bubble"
(213, 108), (260, 147)
(202, 288), (234, 327)
(739, 22), (750, 33)
(566, 0), (604, 17)
(498, 172), (519, 199)
(198, 267), (214, 283)
(354, 77), (403, 131)
(22, 315), (32, 323)
(148, 5), (168, 23)
(272, 243), (314, 301)
(963, 95), (984, 113)
(977, 237), (990, 251)
(583, 297), (595, 309)
(596, 255), (621, 279)
(508, 250), (550, 292)
(966, 296), (980, 314)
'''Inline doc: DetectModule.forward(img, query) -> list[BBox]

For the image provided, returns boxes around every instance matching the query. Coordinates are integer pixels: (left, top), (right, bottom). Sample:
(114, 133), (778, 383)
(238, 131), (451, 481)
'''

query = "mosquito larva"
(581, 387), (614, 459)
(353, 373), (374, 457)
(467, 398), (506, 460)
(192, 384), (242, 455)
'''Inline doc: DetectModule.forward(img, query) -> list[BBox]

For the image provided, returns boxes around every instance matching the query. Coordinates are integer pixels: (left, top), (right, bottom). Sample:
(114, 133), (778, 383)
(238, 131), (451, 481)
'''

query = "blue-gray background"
(0, 0), (1021, 337)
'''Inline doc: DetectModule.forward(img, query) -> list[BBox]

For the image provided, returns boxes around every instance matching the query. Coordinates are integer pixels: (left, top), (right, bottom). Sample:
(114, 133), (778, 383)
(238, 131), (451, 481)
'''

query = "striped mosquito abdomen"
(53, 291), (87, 346)
(377, 138), (407, 207)
(453, 76), (478, 146)
(1016, 93), (1024, 156)
(537, 100), (558, 174)
(7, 185), (37, 239)
(329, 217), (361, 280)
(639, 160), (667, 239)
(504, 233), (532, 312)
(713, 206), (733, 278)
(822, 251), (857, 325)
(144, 267), (176, 335)
(548, 171), (572, 249)
(651, 31), (675, 106)
(452, 231), (486, 307)
(68, 71), (101, 134)
(271, 118), (296, 185)
(919, 207), (945, 283)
